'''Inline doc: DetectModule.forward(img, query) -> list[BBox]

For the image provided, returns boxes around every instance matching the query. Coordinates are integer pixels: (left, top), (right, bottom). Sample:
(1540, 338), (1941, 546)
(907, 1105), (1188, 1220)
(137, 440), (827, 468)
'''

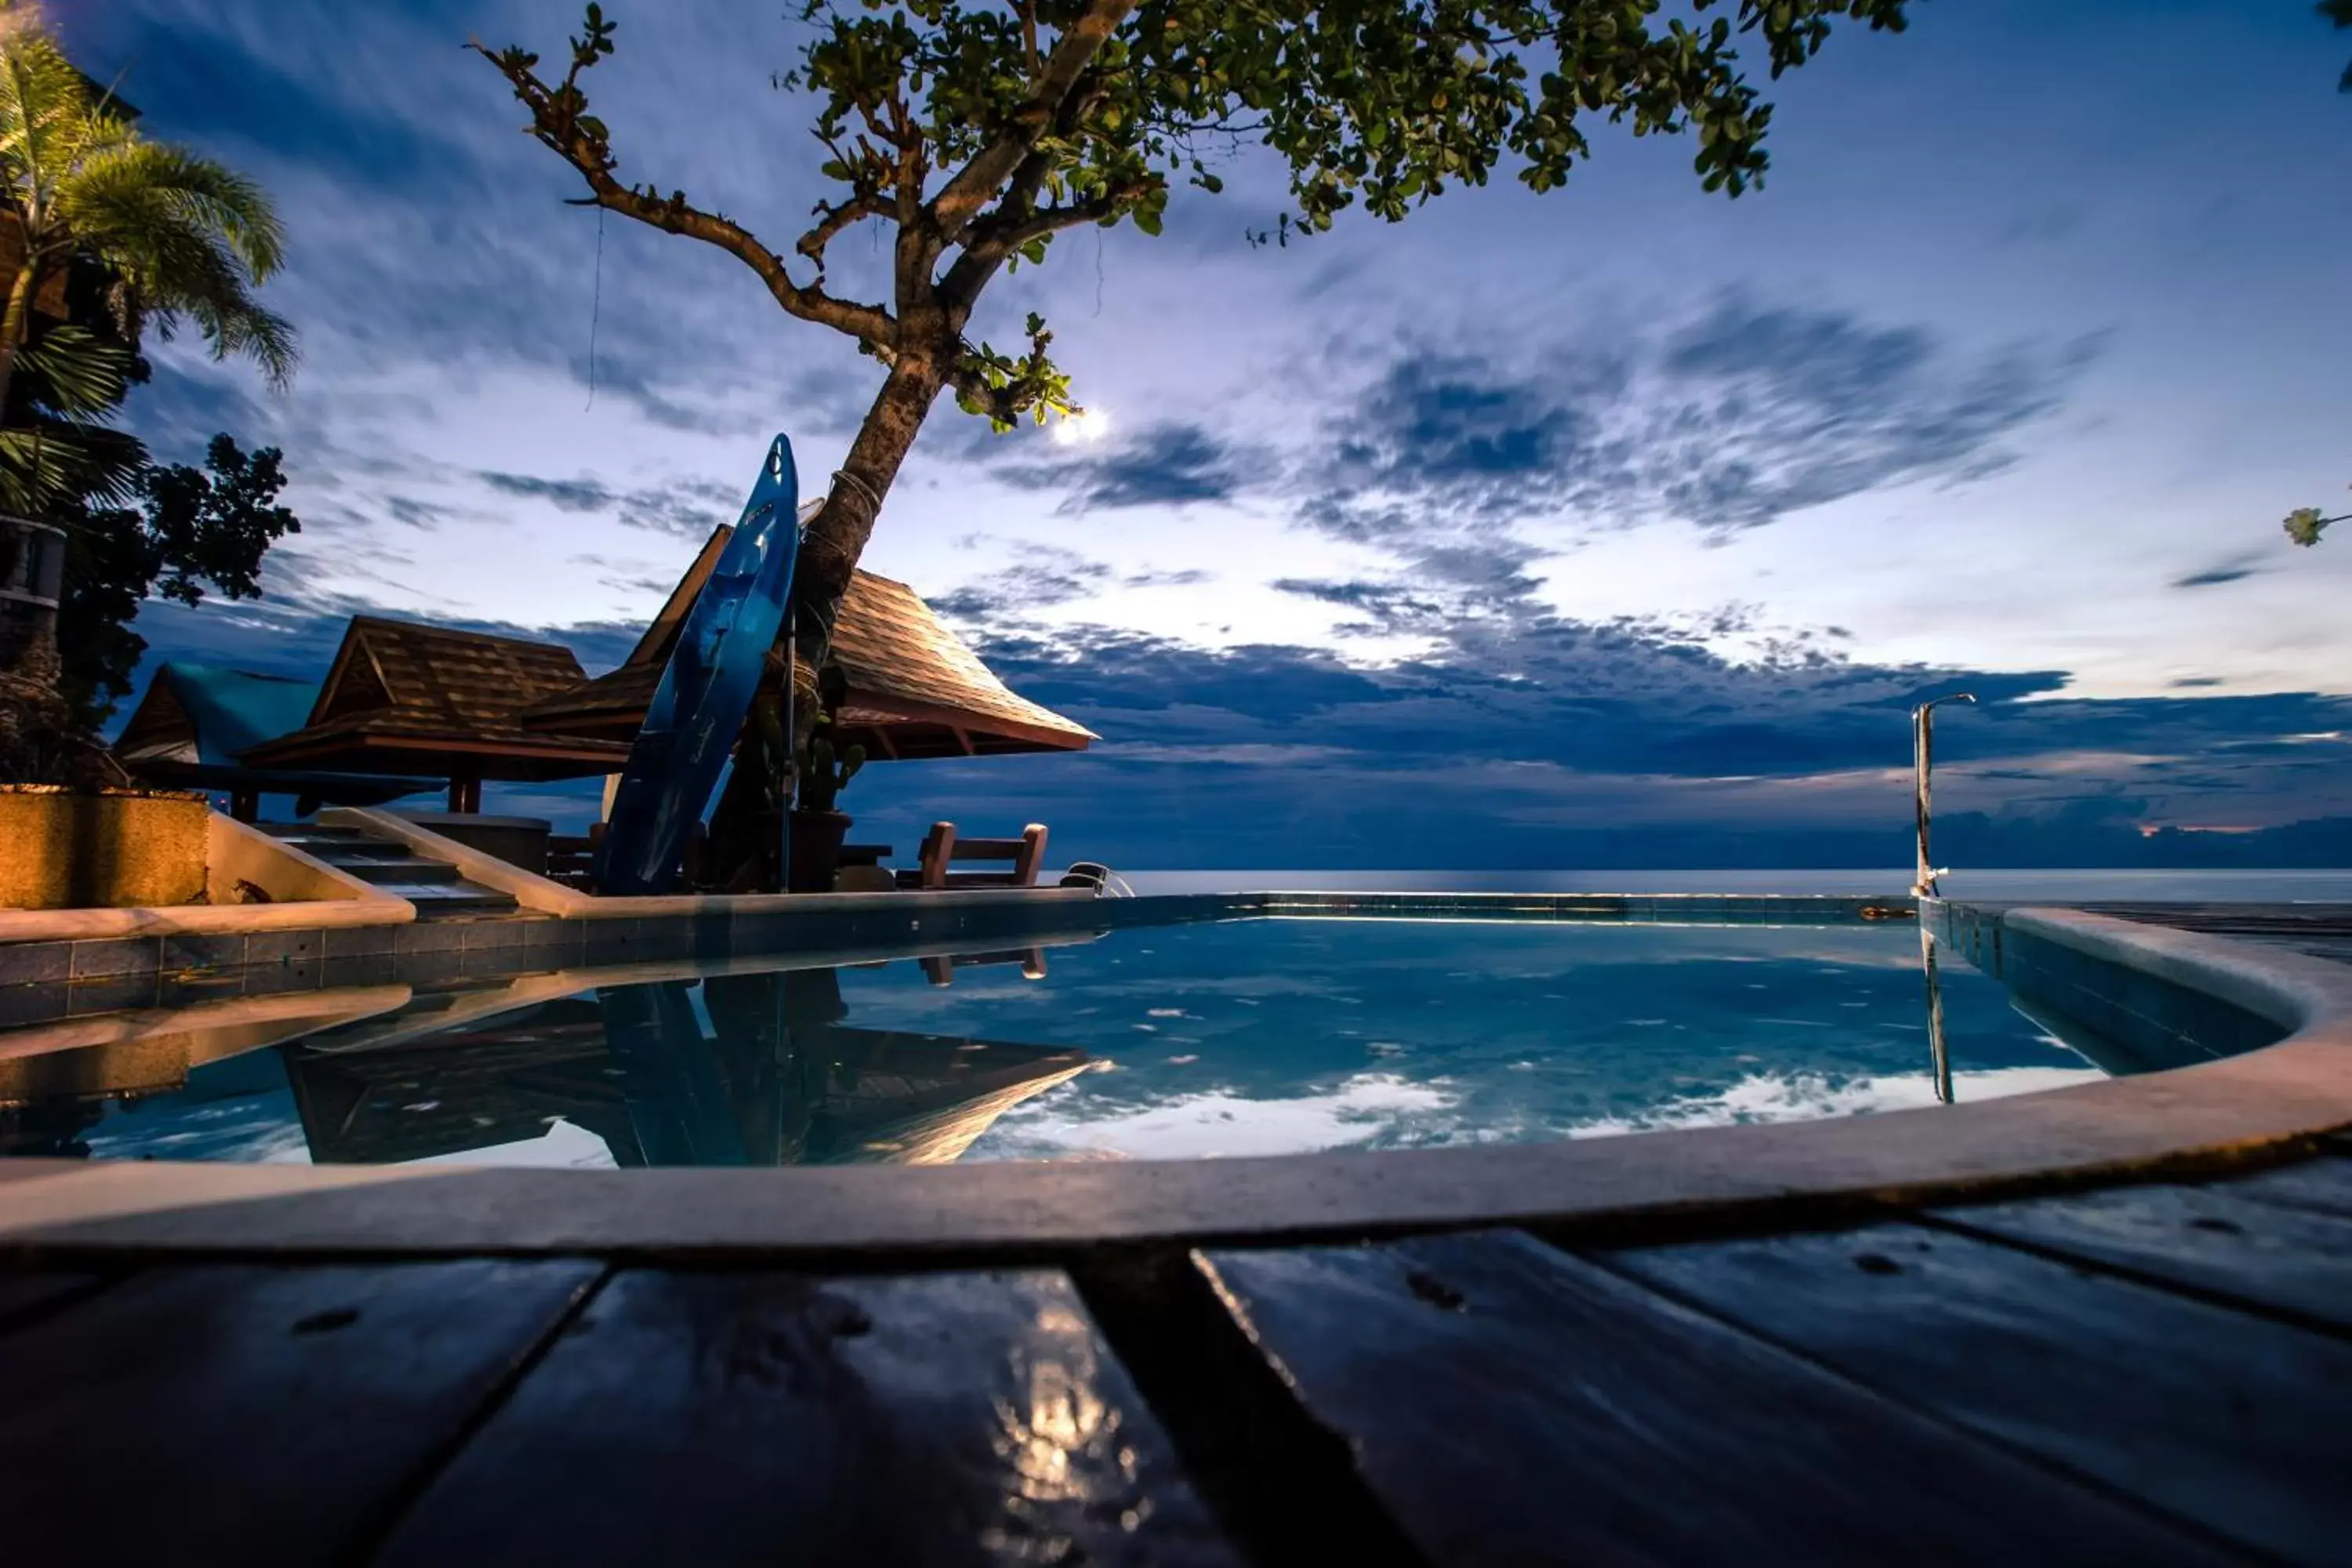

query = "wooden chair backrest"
(914, 822), (1049, 888)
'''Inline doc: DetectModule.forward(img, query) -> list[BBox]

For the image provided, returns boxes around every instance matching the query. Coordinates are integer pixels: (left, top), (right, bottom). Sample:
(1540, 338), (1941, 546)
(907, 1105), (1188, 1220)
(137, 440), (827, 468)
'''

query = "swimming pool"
(1, 911), (2107, 1168)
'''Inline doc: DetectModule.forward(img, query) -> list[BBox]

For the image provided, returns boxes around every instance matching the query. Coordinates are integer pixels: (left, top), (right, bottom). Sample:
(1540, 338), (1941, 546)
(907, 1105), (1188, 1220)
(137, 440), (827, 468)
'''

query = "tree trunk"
(0, 260), (40, 419)
(787, 353), (947, 745)
(699, 353), (947, 891)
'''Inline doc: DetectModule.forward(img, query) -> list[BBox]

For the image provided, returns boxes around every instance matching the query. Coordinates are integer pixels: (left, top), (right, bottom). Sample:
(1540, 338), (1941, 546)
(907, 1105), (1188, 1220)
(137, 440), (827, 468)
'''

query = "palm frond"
(0, 419), (147, 512)
(61, 140), (287, 278)
(14, 323), (130, 414)
(0, 26), (100, 216)
(50, 137), (296, 386)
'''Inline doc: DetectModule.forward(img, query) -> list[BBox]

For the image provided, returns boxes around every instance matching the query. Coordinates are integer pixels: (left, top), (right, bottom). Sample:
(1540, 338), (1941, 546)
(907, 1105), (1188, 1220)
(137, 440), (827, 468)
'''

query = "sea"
(1116, 868), (2352, 902)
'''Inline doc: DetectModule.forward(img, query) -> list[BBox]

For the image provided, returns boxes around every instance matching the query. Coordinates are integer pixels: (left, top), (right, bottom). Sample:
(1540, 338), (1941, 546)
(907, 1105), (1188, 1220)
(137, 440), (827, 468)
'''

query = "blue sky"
(52, 0), (2352, 867)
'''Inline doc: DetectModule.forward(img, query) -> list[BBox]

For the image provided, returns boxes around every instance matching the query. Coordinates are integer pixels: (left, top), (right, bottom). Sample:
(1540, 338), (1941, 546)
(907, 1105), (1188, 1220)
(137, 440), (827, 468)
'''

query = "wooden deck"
(5, 900), (2352, 1563)
(0, 1145), (2343, 1562)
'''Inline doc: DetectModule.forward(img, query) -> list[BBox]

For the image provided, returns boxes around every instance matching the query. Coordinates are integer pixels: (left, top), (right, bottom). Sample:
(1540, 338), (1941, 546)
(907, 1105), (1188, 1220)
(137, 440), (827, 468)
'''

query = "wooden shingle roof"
(513, 528), (1096, 760)
(827, 569), (1095, 758)
(111, 662), (434, 804)
(238, 617), (630, 781)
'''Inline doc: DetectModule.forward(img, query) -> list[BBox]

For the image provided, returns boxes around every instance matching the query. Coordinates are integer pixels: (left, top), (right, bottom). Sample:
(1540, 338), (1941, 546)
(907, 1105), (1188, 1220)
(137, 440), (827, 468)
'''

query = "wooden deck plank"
(1610, 1221), (2352, 1563)
(373, 1266), (1238, 1567)
(0, 1268), (102, 1329)
(1198, 1229), (2220, 1566)
(1933, 1182), (2352, 1334)
(2217, 1156), (2352, 1220)
(0, 1259), (600, 1566)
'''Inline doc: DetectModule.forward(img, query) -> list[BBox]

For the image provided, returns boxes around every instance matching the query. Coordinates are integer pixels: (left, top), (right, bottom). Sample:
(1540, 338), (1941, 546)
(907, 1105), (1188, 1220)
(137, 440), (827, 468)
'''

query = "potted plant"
(788, 713), (865, 892)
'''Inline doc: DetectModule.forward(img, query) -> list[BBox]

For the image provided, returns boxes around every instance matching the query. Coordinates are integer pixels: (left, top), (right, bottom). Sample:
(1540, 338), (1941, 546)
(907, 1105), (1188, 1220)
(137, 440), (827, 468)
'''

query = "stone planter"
(0, 785), (210, 909)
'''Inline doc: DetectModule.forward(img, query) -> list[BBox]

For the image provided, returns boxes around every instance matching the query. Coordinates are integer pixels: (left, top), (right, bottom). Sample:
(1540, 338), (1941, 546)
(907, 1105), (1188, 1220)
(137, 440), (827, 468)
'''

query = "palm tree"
(0, 8), (294, 426)
(0, 6), (293, 775)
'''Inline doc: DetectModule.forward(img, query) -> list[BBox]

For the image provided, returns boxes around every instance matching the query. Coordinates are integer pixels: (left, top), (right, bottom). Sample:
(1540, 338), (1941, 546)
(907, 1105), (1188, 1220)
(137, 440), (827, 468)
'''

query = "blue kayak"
(596, 434), (804, 895)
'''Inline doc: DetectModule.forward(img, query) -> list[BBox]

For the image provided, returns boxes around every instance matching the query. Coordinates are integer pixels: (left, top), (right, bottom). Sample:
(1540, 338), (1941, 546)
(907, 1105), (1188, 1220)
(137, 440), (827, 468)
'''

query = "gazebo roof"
(513, 527), (1096, 760)
(111, 662), (434, 804)
(238, 617), (630, 782)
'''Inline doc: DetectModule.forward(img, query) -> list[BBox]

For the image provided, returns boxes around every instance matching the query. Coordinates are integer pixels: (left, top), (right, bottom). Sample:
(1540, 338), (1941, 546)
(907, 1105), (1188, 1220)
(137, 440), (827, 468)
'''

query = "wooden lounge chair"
(895, 822), (1049, 890)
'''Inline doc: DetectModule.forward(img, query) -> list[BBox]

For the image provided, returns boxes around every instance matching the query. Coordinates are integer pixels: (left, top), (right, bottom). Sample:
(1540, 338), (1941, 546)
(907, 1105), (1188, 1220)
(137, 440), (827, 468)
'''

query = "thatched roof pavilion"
(513, 527), (1096, 759)
(238, 617), (630, 811)
(111, 662), (434, 818)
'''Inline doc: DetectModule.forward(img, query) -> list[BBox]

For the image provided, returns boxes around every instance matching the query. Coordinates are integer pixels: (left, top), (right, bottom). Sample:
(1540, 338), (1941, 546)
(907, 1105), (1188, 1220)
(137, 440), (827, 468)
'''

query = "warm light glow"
(1051, 408), (1112, 445)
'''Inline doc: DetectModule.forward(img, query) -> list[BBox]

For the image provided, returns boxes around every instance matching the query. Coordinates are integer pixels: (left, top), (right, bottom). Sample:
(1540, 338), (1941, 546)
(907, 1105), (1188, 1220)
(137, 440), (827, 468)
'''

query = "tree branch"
(796, 192), (891, 270)
(474, 38), (896, 347)
(928, 0), (1138, 241)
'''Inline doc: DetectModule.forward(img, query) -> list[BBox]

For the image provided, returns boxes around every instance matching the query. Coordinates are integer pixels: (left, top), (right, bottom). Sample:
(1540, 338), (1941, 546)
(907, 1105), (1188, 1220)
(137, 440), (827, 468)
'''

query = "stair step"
(407, 882), (519, 917)
(345, 858), (463, 886)
(318, 840), (439, 862)
(260, 822), (358, 840)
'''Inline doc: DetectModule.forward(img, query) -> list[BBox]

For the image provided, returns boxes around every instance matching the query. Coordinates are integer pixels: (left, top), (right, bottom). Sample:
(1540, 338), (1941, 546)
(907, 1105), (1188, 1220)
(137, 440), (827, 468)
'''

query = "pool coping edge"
(1, 902), (2348, 1258)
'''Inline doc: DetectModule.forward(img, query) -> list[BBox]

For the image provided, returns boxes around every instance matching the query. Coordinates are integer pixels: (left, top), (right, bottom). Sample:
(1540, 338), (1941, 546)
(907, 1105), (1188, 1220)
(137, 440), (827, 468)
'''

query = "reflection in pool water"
(0, 918), (2102, 1168)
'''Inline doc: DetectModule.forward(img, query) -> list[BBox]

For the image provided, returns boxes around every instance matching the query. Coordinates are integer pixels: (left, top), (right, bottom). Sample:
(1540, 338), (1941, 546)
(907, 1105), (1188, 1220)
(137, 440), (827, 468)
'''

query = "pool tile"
(246, 930), (325, 967)
(393, 923), (466, 957)
(323, 924), (401, 960)
(0, 941), (73, 987)
(71, 938), (160, 981)
(65, 972), (158, 1015)
(161, 933), (249, 975)
(0, 982), (69, 1029)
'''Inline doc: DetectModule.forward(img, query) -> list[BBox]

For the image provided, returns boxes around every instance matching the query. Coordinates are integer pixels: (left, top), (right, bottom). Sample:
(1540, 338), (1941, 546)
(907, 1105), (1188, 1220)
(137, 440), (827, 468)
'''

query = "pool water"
(8, 918), (2099, 1168)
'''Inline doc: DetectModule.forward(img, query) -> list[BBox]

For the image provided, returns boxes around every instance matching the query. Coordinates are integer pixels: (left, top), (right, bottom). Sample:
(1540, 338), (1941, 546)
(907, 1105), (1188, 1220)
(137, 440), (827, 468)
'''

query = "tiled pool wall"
(0, 889), (1911, 1033)
(1932, 901), (2288, 1073)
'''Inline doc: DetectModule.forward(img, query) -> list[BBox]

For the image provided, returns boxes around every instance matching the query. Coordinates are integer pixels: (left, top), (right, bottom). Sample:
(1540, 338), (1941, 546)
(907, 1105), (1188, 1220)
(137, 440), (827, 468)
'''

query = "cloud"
(2170, 557), (2263, 590)
(1301, 297), (2100, 552)
(822, 605), (2352, 868)
(384, 495), (455, 528)
(994, 421), (1269, 510)
(474, 470), (737, 539)
(931, 544), (1116, 620)
(480, 472), (615, 514)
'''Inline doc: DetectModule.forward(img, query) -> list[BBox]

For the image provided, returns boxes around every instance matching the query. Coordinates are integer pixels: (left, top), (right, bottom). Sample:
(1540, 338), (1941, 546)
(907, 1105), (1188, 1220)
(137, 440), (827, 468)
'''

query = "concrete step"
(339, 858), (463, 886)
(256, 818), (512, 914)
(405, 881), (518, 916)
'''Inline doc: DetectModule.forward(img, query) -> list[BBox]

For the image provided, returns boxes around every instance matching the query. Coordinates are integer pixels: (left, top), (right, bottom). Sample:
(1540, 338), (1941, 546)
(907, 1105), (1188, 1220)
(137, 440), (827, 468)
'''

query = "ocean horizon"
(1115, 868), (2352, 902)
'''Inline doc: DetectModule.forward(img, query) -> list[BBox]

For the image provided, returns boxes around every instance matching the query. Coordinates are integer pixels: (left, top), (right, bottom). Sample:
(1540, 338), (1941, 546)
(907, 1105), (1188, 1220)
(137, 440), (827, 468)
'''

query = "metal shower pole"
(1911, 692), (1976, 899)
(780, 602), (796, 893)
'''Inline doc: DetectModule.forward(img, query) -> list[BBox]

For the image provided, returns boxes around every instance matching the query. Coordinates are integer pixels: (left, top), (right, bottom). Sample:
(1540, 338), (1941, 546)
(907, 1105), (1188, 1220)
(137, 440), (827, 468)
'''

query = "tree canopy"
(485, 0), (1911, 431)
(54, 434), (300, 725)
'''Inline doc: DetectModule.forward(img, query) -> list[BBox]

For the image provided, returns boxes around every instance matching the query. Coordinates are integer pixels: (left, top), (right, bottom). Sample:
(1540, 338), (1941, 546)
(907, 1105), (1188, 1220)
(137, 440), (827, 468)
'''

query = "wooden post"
(228, 788), (260, 823)
(448, 771), (482, 815)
